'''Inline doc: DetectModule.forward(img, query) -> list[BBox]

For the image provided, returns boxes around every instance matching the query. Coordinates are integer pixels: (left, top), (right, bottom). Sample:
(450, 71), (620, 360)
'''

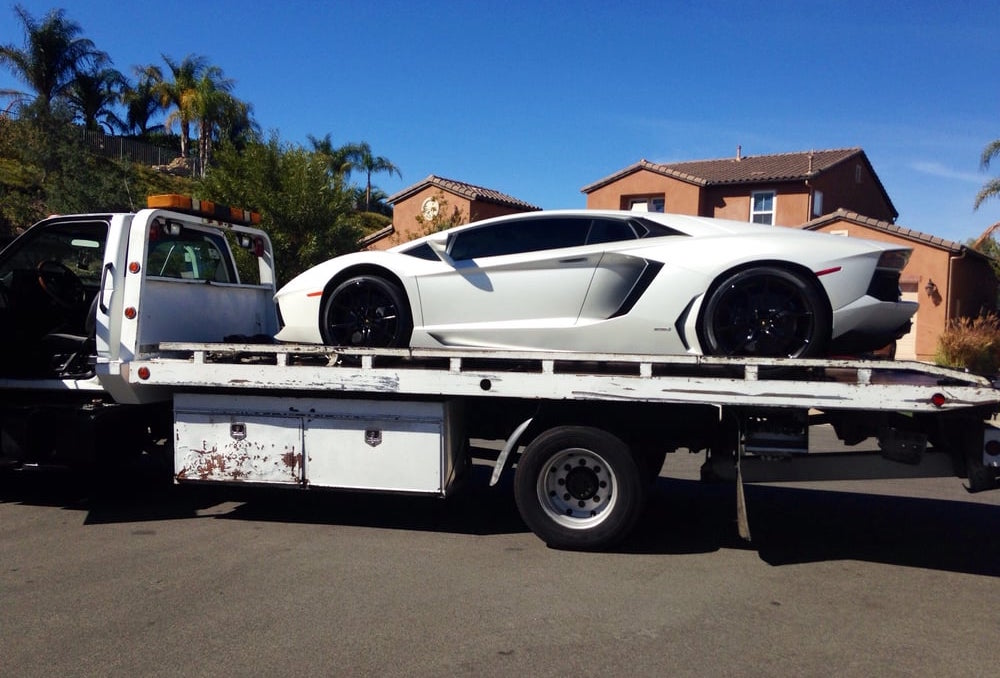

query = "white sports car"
(274, 210), (917, 358)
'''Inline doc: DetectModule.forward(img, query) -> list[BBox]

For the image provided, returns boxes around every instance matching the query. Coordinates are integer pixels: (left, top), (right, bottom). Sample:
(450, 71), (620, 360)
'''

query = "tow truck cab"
(0, 196), (277, 466)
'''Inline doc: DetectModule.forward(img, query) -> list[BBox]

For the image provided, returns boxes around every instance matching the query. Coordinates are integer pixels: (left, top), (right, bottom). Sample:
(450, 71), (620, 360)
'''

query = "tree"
(153, 53), (209, 160)
(0, 114), (138, 233)
(0, 5), (107, 115)
(121, 66), (165, 136)
(198, 134), (362, 282)
(976, 138), (1000, 210)
(65, 64), (126, 132)
(189, 66), (238, 176)
(308, 134), (356, 183)
(344, 141), (401, 212)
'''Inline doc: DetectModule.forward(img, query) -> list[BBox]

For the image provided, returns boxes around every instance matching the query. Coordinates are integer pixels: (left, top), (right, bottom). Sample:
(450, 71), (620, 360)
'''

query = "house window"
(750, 191), (775, 225)
(627, 196), (665, 213)
(812, 190), (824, 217)
(855, 164), (863, 184)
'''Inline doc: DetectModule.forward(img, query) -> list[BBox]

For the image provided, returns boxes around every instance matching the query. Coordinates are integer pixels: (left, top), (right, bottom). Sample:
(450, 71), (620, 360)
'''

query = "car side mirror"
(426, 233), (449, 259)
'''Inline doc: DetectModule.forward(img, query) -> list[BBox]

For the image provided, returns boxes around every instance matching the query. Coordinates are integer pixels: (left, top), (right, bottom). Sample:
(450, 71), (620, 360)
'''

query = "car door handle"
(559, 257), (588, 264)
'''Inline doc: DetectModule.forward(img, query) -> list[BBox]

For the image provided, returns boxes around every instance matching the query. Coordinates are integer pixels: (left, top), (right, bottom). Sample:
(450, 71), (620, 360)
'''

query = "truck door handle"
(99, 262), (113, 313)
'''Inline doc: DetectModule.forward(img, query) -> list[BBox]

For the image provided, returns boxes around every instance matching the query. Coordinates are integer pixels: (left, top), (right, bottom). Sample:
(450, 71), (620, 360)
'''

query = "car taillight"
(877, 250), (911, 271)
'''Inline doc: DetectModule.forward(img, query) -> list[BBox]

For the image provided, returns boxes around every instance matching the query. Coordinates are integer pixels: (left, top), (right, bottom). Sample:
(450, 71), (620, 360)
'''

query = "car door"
(415, 216), (604, 339)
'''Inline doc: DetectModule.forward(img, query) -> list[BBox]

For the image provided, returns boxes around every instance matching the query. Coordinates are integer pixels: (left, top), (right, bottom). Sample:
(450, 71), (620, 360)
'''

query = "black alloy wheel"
(699, 266), (828, 358)
(321, 275), (412, 348)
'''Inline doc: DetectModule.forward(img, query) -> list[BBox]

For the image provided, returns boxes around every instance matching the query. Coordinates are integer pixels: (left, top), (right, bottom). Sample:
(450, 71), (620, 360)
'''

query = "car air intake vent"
(867, 270), (902, 302)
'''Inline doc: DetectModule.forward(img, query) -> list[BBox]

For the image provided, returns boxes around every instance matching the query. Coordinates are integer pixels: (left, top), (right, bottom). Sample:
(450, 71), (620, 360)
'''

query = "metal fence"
(82, 129), (182, 167)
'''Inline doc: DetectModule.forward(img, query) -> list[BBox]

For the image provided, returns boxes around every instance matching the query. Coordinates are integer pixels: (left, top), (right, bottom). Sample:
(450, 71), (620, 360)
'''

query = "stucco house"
(582, 147), (897, 225)
(583, 148), (997, 360)
(368, 175), (540, 249)
(804, 210), (997, 361)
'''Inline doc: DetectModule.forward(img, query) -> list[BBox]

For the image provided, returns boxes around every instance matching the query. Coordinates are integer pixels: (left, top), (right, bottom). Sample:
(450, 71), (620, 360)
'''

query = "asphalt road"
(2, 429), (999, 677)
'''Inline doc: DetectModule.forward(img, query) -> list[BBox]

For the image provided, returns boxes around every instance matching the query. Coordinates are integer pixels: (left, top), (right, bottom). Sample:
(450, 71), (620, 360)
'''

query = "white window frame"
(750, 191), (775, 225)
(812, 190), (824, 217)
(628, 196), (665, 213)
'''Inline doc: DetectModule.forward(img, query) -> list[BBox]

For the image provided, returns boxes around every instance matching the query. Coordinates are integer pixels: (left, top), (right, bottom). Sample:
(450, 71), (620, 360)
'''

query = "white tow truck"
(1, 196), (998, 550)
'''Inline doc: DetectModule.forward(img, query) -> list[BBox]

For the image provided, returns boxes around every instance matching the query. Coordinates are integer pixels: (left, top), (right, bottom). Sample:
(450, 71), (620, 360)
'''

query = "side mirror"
(426, 233), (449, 259)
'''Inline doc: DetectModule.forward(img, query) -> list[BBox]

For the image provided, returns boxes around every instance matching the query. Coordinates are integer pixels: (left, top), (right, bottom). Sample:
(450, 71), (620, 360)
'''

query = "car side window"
(449, 217), (591, 261)
(586, 218), (638, 244)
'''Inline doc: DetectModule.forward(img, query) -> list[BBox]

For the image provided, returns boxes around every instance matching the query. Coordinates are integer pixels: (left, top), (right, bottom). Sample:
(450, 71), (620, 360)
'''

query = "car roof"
(389, 210), (780, 252)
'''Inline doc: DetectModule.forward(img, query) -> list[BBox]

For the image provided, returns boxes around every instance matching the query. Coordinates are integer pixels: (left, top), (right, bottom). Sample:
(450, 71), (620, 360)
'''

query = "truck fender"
(489, 417), (533, 487)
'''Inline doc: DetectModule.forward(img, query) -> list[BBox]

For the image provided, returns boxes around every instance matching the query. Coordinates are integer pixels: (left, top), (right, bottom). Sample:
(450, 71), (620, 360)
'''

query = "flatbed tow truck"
(1, 196), (998, 549)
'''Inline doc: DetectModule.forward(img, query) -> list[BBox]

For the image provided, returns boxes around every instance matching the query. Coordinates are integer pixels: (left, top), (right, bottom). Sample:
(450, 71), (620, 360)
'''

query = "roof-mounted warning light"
(147, 194), (261, 227)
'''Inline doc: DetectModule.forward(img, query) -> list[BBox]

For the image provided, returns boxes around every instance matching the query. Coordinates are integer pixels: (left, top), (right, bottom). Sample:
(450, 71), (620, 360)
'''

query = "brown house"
(581, 147), (998, 361)
(369, 175), (540, 249)
(804, 210), (997, 361)
(582, 148), (897, 226)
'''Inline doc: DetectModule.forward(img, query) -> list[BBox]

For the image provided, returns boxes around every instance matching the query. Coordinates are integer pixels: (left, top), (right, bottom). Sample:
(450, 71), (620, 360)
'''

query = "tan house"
(804, 210), (997, 361)
(582, 148), (897, 226)
(581, 147), (997, 361)
(369, 175), (540, 249)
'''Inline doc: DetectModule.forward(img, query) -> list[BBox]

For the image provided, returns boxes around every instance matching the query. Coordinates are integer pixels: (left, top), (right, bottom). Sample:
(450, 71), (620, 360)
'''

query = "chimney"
(736, 145), (742, 161)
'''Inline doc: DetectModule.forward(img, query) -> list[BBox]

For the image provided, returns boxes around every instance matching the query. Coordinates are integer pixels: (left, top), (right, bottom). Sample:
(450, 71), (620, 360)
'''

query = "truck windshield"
(0, 218), (110, 378)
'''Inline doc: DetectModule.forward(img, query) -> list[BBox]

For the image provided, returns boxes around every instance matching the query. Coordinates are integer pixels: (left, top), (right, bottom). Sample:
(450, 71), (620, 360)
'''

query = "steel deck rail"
(119, 343), (1000, 414)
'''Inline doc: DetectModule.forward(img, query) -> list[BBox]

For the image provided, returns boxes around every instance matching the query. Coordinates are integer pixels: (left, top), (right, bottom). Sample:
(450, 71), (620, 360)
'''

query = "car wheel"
(699, 266), (828, 358)
(320, 275), (412, 348)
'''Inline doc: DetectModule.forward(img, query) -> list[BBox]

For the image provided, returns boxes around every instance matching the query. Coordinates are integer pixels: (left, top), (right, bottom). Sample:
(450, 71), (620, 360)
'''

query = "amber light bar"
(147, 194), (261, 226)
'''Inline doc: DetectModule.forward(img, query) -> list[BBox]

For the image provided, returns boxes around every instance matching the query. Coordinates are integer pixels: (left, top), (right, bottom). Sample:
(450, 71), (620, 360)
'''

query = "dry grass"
(935, 313), (1000, 375)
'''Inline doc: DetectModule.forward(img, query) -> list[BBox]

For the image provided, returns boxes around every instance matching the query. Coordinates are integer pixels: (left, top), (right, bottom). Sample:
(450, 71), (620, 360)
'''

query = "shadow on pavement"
(627, 478), (1000, 577)
(3, 467), (998, 576)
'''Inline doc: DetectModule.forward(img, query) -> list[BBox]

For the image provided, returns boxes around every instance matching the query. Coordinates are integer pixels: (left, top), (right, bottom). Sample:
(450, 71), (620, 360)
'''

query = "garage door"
(895, 291), (918, 361)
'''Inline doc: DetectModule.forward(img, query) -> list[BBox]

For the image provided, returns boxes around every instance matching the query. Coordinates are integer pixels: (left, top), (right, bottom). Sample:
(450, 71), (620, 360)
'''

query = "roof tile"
(582, 148), (864, 192)
(388, 175), (541, 210)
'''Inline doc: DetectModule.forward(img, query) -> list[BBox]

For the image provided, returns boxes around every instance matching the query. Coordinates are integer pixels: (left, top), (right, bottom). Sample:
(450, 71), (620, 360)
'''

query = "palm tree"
(65, 65), (126, 132)
(154, 53), (209, 159)
(308, 134), (358, 183)
(345, 141), (402, 212)
(189, 67), (242, 176)
(0, 5), (107, 114)
(121, 65), (165, 136)
(975, 139), (1000, 210)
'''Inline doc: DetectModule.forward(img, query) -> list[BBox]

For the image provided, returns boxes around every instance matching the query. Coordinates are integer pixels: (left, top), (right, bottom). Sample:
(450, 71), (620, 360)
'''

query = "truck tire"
(513, 426), (647, 550)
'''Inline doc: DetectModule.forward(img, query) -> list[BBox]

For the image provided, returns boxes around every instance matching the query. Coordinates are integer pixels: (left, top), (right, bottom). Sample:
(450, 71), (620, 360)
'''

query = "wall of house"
(585, 170), (701, 213)
(702, 185), (811, 226)
(810, 221), (951, 361)
(468, 201), (528, 223)
(375, 188), (535, 250)
(949, 255), (998, 319)
(371, 188), (473, 250)
(811, 160), (897, 222)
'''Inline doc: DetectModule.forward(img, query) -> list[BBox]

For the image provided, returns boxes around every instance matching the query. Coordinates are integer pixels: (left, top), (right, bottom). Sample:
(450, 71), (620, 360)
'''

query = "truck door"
(0, 216), (111, 378)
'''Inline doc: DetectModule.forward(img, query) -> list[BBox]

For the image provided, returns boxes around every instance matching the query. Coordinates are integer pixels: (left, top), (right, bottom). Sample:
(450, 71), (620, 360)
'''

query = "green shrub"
(935, 313), (1000, 375)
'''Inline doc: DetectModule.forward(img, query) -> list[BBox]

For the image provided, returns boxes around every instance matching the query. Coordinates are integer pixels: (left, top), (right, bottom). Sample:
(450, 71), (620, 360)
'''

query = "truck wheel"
(514, 426), (647, 550)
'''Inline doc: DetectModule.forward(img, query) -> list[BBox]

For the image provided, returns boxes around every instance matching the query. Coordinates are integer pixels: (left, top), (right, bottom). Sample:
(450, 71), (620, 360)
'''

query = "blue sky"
(2, 0), (998, 242)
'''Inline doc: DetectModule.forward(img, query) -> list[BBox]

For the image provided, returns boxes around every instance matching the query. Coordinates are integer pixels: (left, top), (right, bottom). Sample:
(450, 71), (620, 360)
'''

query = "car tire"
(698, 266), (829, 358)
(320, 275), (412, 348)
